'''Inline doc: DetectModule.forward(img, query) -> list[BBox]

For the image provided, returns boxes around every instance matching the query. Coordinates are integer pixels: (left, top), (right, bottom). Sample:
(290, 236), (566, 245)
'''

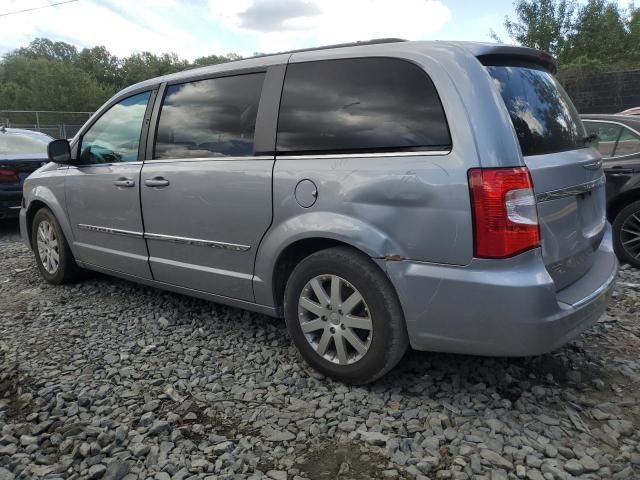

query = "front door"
(141, 72), (273, 301)
(65, 90), (153, 278)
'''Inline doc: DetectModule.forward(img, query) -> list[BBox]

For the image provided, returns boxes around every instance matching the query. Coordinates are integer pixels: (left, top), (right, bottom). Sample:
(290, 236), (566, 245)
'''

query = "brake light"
(0, 169), (19, 183)
(468, 167), (540, 258)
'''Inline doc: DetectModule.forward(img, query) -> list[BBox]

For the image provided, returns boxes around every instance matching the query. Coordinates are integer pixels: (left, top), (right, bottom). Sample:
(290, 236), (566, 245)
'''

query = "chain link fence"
(0, 110), (93, 139)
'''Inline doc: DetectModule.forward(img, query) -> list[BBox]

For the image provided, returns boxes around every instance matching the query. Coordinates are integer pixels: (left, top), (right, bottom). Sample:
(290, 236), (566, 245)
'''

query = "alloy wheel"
(37, 220), (60, 274)
(297, 274), (372, 365)
(620, 210), (640, 261)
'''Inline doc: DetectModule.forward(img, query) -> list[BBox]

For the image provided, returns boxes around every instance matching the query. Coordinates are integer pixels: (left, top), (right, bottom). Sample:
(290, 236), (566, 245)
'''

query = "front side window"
(79, 91), (151, 164)
(584, 121), (622, 157)
(486, 65), (585, 156)
(277, 58), (451, 154)
(614, 127), (640, 157)
(154, 73), (265, 159)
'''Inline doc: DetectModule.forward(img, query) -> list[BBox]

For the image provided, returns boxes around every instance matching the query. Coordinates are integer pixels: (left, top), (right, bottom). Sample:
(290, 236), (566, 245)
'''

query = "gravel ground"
(1, 219), (639, 480)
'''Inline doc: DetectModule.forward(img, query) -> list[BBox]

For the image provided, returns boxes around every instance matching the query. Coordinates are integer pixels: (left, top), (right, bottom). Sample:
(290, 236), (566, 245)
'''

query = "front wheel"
(284, 247), (408, 384)
(612, 200), (640, 268)
(32, 208), (81, 284)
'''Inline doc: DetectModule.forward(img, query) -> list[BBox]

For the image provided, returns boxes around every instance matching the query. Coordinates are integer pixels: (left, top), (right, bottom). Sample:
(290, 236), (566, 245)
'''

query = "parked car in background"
(619, 107), (640, 116)
(0, 126), (52, 219)
(21, 40), (617, 384)
(583, 114), (640, 267)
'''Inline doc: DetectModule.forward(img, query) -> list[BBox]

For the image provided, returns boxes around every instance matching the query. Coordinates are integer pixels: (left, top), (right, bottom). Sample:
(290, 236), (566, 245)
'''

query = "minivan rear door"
(486, 64), (607, 290)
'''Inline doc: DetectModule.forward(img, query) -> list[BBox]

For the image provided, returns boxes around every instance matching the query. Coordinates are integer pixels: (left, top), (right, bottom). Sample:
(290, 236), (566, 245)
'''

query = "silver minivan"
(20, 40), (618, 384)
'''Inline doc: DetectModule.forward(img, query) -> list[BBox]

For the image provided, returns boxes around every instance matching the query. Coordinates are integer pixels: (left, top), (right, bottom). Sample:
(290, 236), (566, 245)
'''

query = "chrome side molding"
(77, 224), (143, 238)
(78, 224), (251, 252)
(144, 232), (251, 251)
(536, 175), (606, 203)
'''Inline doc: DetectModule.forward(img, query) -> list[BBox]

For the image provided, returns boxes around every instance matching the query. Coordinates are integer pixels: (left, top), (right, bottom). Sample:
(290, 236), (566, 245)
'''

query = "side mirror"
(47, 139), (72, 164)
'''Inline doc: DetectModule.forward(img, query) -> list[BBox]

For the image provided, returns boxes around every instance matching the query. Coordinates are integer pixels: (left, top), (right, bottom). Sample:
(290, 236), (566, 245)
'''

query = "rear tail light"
(0, 169), (19, 183)
(468, 167), (540, 258)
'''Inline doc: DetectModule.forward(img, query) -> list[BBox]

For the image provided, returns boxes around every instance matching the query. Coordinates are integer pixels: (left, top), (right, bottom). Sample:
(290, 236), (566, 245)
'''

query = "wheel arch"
(24, 188), (75, 255)
(253, 212), (403, 309)
(608, 187), (640, 222)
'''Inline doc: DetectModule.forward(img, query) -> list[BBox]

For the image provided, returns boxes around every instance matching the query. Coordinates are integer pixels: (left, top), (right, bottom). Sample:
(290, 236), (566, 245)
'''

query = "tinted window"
(0, 133), (49, 155)
(584, 121), (622, 157)
(154, 73), (265, 159)
(614, 127), (640, 157)
(80, 91), (150, 164)
(486, 65), (585, 156)
(277, 58), (451, 154)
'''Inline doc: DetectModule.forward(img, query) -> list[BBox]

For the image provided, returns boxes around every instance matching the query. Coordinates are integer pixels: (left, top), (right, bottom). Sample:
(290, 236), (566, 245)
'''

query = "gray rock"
(564, 459), (584, 475)
(265, 429), (295, 442)
(103, 460), (129, 480)
(88, 464), (107, 479)
(266, 470), (287, 480)
(360, 430), (389, 447)
(481, 449), (514, 470)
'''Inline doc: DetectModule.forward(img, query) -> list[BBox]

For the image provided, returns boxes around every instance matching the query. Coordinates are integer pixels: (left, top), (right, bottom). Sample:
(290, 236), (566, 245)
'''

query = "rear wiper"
(584, 133), (598, 145)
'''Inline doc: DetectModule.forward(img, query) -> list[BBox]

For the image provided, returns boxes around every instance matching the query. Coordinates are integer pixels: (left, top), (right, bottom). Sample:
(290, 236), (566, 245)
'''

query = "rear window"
(486, 65), (585, 156)
(0, 133), (48, 155)
(277, 58), (451, 154)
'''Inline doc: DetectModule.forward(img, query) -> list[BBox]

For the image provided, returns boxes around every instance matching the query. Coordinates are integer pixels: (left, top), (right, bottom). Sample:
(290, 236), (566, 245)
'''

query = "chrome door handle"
(144, 177), (170, 187)
(113, 177), (135, 188)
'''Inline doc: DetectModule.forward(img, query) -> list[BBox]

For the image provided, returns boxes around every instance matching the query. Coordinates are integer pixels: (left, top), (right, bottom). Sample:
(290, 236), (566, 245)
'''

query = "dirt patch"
(297, 441), (392, 480)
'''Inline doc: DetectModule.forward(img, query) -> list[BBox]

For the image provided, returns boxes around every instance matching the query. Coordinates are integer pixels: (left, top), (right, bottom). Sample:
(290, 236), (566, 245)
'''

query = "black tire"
(612, 200), (640, 268)
(31, 208), (82, 284)
(284, 246), (408, 384)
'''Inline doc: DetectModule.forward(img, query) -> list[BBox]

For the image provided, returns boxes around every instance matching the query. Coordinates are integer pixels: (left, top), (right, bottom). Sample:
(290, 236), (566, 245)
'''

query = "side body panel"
(140, 64), (286, 302)
(64, 162), (151, 278)
(254, 46), (486, 306)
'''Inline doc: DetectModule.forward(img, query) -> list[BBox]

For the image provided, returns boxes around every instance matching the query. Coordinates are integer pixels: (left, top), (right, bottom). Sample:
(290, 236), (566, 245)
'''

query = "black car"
(0, 127), (52, 219)
(582, 114), (640, 266)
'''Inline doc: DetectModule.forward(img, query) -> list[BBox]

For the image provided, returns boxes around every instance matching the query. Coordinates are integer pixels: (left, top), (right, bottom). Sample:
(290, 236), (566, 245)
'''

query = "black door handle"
(144, 176), (170, 187)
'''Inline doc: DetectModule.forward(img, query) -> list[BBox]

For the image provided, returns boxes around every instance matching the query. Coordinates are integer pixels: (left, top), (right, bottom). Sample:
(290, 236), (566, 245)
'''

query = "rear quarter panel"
(254, 45), (507, 306)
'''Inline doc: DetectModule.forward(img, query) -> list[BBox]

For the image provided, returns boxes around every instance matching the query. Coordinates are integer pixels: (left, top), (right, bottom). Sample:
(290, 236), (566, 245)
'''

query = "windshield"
(486, 65), (586, 156)
(0, 133), (49, 155)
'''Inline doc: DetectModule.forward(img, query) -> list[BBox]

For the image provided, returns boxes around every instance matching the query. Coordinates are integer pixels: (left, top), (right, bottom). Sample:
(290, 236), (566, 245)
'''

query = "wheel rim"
(620, 210), (640, 261)
(36, 220), (59, 274)
(297, 274), (372, 365)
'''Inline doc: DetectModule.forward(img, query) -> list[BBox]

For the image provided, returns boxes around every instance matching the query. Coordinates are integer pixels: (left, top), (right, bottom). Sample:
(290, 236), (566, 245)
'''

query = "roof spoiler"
(467, 44), (557, 74)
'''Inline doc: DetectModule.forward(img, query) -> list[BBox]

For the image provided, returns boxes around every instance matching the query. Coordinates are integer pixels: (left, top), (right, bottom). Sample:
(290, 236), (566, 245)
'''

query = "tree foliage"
(0, 38), (241, 111)
(500, 0), (640, 68)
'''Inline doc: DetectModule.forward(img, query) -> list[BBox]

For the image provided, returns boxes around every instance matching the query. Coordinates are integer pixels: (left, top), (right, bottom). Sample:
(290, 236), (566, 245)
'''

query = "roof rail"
(250, 38), (407, 59)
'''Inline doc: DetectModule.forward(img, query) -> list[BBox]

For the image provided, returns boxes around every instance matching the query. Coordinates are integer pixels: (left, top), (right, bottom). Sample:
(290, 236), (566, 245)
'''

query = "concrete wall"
(558, 69), (640, 114)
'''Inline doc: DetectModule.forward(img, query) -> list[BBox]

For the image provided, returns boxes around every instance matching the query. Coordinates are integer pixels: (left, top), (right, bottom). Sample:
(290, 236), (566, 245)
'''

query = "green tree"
(501, 0), (640, 68)
(0, 37), (242, 111)
(120, 52), (190, 86)
(568, 0), (629, 64)
(502, 0), (577, 61)
(10, 37), (79, 62)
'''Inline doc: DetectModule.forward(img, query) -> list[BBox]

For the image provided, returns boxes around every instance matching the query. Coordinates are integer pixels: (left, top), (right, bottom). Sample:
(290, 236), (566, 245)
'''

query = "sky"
(0, 0), (634, 60)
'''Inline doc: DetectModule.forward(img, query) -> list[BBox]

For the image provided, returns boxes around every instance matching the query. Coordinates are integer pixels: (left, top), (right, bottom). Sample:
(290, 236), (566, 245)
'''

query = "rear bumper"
(0, 188), (22, 218)
(386, 225), (618, 356)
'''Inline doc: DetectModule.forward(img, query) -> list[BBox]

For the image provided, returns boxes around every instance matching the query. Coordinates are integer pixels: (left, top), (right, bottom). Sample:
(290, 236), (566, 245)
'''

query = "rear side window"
(486, 65), (585, 156)
(584, 121), (622, 157)
(277, 58), (451, 154)
(154, 73), (265, 159)
(615, 128), (640, 157)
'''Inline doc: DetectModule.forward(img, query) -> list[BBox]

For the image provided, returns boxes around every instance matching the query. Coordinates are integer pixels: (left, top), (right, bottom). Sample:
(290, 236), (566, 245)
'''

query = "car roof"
(581, 114), (640, 131)
(117, 39), (556, 97)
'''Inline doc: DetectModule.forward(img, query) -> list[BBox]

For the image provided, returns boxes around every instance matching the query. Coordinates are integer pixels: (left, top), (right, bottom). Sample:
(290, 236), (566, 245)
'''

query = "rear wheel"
(613, 200), (640, 267)
(284, 247), (408, 384)
(32, 208), (81, 284)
